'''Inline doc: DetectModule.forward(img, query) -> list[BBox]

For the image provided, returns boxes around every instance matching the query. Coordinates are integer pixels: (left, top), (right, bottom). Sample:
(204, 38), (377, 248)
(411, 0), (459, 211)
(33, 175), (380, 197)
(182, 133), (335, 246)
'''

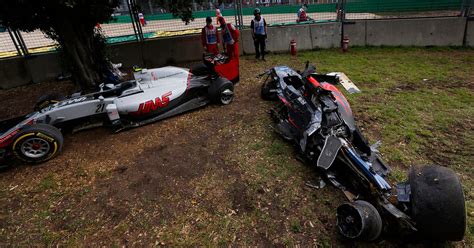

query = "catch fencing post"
(6, 27), (23, 56)
(339, 0), (346, 49)
(9, 28), (29, 56)
(234, 0), (244, 30)
(127, 0), (146, 67)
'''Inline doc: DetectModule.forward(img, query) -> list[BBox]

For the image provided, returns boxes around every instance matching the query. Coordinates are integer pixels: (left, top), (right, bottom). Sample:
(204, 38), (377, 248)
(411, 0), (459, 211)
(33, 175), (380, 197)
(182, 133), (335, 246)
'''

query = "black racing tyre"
(336, 200), (383, 241)
(408, 165), (466, 241)
(12, 124), (63, 164)
(190, 63), (211, 76)
(261, 82), (278, 101)
(34, 93), (64, 111)
(209, 77), (234, 105)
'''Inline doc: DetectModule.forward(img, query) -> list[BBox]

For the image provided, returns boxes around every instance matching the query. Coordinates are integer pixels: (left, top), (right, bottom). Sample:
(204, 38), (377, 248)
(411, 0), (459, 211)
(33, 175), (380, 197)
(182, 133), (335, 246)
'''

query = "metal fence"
(344, 0), (467, 20)
(0, 0), (471, 59)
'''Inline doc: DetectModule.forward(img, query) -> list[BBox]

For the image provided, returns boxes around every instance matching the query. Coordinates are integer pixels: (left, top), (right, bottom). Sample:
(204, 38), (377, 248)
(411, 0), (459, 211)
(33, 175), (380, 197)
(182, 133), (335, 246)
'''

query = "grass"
(38, 174), (56, 191)
(0, 47), (472, 246)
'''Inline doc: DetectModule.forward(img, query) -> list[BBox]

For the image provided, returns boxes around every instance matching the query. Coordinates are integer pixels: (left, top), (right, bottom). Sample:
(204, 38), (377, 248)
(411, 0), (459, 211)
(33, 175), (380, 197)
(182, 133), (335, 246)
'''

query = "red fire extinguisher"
(290, 39), (297, 56)
(342, 36), (350, 52)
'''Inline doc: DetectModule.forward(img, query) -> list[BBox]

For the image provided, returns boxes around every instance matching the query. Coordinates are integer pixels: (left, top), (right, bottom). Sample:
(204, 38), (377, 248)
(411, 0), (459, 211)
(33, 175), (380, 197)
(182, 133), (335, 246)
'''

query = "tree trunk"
(55, 23), (105, 92)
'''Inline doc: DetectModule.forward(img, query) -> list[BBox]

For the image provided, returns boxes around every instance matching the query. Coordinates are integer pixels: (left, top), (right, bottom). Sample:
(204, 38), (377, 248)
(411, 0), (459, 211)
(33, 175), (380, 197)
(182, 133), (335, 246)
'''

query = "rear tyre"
(336, 200), (383, 241)
(408, 165), (466, 241)
(12, 124), (63, 164)
(34, 93), (64, 111)
(209, 77), (234, 105)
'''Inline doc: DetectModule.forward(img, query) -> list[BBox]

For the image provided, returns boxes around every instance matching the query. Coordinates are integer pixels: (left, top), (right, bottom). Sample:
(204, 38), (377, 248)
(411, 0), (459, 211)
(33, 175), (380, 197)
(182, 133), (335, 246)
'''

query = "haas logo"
(130, 91), (172, 116)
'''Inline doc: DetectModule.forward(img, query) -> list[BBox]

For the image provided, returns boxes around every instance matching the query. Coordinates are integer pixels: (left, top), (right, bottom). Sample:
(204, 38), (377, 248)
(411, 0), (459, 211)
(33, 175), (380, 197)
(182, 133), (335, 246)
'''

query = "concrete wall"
(366, 17), (466, 46)
(0, 17), (471, 90)
(109, 34), (204, 68)
(344, 21), (367, 46)
(241, 25), (314, 54)
(26, 53), (62, 84)
(465, 20), (474, 47)
(241, 22), (340, 54)
(0, 53), (65, 89)
(310, 22), (341, 48)
(0, 57), (32, 89)
(345, 17), (468, 47)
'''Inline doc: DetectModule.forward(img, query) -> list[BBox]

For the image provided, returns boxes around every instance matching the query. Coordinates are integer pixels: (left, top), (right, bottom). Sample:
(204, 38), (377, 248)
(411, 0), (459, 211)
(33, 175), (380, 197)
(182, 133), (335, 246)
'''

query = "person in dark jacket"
(250, 8), (267, 60)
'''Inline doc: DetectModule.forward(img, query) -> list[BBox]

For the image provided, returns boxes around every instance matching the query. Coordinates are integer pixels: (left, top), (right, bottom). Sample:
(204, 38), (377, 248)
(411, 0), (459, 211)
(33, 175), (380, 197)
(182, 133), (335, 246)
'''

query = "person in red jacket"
(218, 16), (239, 59)
(201, 17), (220, 55)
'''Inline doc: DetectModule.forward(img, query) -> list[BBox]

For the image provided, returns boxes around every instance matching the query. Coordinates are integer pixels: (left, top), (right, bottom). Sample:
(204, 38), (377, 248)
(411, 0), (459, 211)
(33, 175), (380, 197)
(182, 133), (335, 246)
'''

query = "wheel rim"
(337, 203), (364, 239)
(20, 137), (50, 159)
(220, 89), (234, 105)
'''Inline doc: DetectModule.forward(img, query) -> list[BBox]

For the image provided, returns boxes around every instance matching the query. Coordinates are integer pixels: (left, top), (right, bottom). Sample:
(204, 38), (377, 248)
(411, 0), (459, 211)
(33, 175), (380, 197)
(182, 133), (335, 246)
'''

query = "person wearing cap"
(201, 16), (220, 55)
(250, 8), (267, 60)
(218, 16), (240, 59)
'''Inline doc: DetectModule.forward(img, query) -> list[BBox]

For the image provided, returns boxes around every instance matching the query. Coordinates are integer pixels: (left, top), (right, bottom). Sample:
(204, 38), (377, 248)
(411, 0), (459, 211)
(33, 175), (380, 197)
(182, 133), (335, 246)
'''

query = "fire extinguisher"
(342, 36), (350, 52)
(290, 39), (297, 56)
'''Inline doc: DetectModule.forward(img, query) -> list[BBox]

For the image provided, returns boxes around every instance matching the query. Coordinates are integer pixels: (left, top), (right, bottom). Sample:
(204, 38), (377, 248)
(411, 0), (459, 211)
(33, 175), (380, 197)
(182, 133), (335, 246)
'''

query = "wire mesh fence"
(344, 0), (465, 20)
(0, 0), (471, 59)
(19, 31), (57, 54)
(0, 27), (20, 58)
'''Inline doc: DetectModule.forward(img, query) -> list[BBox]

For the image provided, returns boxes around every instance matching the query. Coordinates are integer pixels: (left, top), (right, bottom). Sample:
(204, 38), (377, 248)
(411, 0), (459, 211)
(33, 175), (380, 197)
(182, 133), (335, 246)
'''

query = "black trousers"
(254, 34), (266, 58)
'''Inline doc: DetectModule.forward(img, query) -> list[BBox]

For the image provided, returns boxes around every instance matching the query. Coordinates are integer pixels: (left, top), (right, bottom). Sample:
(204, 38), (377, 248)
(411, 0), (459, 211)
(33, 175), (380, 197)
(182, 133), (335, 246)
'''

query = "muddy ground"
(0, 48), (472, 246)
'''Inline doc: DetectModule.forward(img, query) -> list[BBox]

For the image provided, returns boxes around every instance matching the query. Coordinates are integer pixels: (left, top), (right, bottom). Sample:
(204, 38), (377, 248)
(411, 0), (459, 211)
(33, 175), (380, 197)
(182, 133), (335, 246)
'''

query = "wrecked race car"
(0, 53), (237, 165)
(260, 62), (466, 241)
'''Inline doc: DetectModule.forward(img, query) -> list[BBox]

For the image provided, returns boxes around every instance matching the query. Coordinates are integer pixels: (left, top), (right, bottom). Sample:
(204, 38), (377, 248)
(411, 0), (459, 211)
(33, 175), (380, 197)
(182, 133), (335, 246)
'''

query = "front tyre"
(209, 77), (234, 105)
(12, 124), (63, 164)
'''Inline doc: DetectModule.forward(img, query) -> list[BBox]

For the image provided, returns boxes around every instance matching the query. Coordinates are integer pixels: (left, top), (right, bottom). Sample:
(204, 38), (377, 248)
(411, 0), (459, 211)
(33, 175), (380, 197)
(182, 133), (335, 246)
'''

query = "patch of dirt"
(422, 119), (474, 166)
(229, 181), (255, 214)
